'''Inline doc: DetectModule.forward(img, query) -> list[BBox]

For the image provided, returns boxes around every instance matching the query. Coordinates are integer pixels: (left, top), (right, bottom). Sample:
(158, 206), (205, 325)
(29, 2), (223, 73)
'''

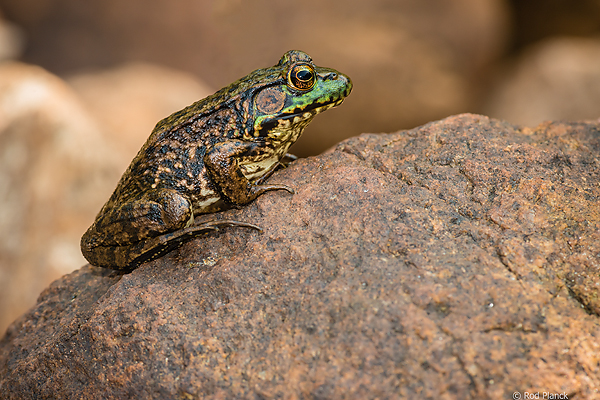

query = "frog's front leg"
(81, 188), (195, 270)
(204, 140), (294, 205)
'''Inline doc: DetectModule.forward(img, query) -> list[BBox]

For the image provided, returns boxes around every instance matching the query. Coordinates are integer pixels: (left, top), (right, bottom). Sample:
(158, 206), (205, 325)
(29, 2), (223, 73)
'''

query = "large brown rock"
(1, 114), (599, 399)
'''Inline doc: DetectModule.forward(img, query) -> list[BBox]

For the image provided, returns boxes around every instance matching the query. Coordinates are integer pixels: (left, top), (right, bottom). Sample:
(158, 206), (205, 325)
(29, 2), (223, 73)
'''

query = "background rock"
(508, 0), (600, 49)
(0, 10), (22, 60)
(483, 37), (600, 126)
(68, 63), (215, 163)
(0, 62), (120, 335)
(1, 114), (598, 399)
(0, 0), (511, 155)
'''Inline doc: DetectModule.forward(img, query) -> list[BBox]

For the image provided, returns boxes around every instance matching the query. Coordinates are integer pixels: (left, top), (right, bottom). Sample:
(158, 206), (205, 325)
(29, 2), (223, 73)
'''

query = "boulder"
(1, 114), (598, 399)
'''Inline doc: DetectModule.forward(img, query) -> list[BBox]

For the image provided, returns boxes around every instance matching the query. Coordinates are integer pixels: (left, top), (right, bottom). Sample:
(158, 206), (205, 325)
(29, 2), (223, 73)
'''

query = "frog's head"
(247, 50), (352, 146)
(151, 50), (351, 150)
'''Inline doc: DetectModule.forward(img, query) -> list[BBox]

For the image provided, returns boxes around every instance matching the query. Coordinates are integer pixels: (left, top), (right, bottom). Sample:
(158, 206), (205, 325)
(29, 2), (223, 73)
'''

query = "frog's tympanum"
(81, 50), (352, 271)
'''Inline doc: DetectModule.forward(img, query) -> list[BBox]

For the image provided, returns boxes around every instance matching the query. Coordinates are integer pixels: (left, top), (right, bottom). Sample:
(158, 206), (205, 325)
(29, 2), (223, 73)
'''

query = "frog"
(80, 50), (352, 271)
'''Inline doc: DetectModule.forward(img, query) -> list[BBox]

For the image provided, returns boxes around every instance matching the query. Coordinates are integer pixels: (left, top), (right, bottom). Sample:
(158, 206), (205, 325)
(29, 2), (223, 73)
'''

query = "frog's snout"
(337, 73), (353, 97)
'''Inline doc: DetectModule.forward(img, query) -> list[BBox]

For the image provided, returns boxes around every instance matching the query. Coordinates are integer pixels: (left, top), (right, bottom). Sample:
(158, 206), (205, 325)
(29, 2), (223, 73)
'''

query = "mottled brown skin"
(81, 50), (352, 271)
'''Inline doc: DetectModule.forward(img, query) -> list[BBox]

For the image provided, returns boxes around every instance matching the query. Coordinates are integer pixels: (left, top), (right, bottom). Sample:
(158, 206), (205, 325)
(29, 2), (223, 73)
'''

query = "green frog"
(81, 50), (352, 271)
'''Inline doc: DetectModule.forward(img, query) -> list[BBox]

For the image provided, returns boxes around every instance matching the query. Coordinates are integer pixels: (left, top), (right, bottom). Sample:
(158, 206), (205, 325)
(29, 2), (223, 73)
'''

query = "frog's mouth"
(257, 98), (344, 135)
(289, 97), (345, 116)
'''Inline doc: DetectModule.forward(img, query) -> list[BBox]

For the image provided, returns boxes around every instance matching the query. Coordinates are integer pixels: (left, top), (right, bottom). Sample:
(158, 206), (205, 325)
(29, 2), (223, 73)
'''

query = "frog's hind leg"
(81, 188), (195, 270)
(124, 220), (261, 271)
(82, 186), (262, 271)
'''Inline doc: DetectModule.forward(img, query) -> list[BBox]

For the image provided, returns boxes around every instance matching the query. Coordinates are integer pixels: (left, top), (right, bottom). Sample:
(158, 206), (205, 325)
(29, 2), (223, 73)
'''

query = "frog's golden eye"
(287, 63), (316, 91)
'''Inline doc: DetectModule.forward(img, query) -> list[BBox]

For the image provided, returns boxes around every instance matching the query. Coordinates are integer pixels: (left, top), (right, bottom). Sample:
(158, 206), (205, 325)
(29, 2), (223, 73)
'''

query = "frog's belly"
(240, 156), (279, 181)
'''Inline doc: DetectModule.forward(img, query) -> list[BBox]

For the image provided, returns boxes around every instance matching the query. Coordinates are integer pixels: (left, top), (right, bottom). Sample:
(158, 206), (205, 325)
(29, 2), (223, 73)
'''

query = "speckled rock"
(1, 114), (599, 399)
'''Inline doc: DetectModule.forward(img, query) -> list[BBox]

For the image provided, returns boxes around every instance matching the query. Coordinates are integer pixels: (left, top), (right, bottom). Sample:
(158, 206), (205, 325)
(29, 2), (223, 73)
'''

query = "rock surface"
(1, 114), (599, 399)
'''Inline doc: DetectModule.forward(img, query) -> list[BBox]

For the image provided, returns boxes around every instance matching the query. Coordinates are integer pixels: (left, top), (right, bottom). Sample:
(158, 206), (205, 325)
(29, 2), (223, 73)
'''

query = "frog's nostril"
(329, 72), (338, 80)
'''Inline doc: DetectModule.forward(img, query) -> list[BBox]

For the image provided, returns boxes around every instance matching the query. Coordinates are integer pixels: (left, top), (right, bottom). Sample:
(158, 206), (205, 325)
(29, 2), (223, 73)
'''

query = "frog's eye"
(287, 63), (316, 91)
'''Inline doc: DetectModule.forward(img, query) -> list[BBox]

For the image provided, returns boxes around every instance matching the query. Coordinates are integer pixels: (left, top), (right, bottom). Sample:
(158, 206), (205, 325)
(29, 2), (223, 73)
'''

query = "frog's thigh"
(85, 188), (193, 247)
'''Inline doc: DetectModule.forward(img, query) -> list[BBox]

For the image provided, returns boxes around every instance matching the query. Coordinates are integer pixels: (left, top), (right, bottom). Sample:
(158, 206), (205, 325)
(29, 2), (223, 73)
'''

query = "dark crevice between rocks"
(494, 242), (523, 282)
(565, 281), (599, 317)
(337, 142), (366, 162)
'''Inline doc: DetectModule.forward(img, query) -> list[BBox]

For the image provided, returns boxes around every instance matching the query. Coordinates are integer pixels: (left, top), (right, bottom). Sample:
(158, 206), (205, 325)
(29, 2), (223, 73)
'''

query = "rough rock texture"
(1, 114), (599, 399)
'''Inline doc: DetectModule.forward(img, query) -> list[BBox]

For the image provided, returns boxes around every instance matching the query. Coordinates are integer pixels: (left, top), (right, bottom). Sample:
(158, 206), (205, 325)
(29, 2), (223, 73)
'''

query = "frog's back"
(103, 65), (284, 208)
(97, 49), (349, 215)
(151, 65), (285, 141)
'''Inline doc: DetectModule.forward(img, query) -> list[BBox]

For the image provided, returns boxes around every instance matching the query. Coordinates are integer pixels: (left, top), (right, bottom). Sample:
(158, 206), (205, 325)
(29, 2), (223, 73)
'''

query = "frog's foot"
(125, 219), (261, 271)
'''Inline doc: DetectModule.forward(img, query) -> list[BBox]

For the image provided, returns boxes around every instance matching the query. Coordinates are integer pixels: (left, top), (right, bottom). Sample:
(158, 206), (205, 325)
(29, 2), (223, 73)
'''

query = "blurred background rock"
(0, 0), (599, 335)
